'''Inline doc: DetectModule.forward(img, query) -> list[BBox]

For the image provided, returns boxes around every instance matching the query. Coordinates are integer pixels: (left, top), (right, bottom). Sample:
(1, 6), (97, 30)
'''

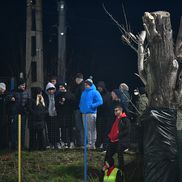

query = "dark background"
(0, 0), (181, 90)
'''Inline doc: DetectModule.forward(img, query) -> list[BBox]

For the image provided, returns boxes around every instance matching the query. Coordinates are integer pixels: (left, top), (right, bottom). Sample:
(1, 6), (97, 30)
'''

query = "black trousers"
(105, 141), (126, 169)
(29, 128), (46, 150)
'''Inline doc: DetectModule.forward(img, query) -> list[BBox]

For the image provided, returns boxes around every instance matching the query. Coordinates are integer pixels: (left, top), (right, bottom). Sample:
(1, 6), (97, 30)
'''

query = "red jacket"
(108, 113), (127, 142)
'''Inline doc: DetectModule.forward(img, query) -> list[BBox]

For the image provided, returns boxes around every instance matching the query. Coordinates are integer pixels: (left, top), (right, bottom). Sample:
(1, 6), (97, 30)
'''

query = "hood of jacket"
(45, 82), (55, 92)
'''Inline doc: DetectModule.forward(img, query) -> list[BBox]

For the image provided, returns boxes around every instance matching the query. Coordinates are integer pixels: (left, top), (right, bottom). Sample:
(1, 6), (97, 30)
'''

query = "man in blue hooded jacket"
(79, 78), (103, 149)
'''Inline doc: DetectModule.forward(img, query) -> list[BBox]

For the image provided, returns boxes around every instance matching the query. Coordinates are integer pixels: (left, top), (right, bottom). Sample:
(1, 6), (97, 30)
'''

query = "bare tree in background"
(104, 6), (182, 182)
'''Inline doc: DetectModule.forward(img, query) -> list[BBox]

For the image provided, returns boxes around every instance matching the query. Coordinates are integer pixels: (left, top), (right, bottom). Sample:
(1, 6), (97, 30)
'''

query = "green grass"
(0, 149), (139, 182)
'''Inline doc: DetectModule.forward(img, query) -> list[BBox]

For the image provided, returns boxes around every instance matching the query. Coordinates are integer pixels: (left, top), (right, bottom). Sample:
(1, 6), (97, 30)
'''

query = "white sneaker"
(69, 142), (75, 149)
(57, 143), (62, 149)
(100, 144), (103, 149)
(61, 142), (65, 148)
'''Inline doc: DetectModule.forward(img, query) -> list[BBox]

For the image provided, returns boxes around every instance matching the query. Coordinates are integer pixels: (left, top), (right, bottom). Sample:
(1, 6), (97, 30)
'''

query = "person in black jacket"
(56, 82), (75, 148)
(29, 87), (47, 150)
(69, 73), (85, 147)
(10, 78), (30, 150)
(0, 83), (9, 149)
(104, 104), (130, 171)
(96, 81), (111, 150)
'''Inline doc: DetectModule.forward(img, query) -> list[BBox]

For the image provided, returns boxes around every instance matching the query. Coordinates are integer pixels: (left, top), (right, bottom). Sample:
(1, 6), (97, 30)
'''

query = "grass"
(0, 149), (140, 182)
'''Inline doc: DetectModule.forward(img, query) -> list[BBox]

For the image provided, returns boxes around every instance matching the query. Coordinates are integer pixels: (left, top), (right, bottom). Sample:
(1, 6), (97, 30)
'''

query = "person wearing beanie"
(68, 73), (85, 147)
(79, 77), (103, 149)
(118, 83), (130, 115)
(104, 105), (130, 174)
(44, 82), (57, 149)
(84, 78), (93, 86)
(10, 79), (30, 150)
(55, 82), (75, 149)
(100, 157), (123, 182)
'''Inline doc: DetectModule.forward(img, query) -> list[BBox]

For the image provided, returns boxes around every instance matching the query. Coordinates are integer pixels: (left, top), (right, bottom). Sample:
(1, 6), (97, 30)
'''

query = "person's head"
(46, 82), (56, 95)
(18, 78), (26, 91)
(75, 73), (84, 84)
(49, 76), (57, 86)
(114, 105), (123, 117)
(0, 82), (6, 94)
(119, 83), (129, 91)
(59, 82), (67, 92)
(84, 78), (93, 89)
(97, 81), (106, 93)
(111, 89), (121, 101)
(32, 87), (43, 99)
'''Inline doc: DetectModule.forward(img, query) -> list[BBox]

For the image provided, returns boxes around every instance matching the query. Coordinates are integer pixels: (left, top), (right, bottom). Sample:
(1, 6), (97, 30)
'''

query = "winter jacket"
(55, 90), (75, 127)
(29, 99), (47, 129)
(108, 113), (127, 142)
(70, 81), (85, 110)
(79, 84), (103, 114)
(97, 81), (112, 117)
(108, 113), (130, 147)
(10, 89), (30, 115)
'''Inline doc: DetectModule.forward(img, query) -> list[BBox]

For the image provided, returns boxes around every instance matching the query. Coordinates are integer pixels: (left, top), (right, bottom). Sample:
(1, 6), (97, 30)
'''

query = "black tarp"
(141, 108), (177, 182)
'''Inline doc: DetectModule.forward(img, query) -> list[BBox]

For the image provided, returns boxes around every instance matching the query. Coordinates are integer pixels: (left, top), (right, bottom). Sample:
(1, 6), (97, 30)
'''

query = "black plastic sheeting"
(141, 107), (177, 182)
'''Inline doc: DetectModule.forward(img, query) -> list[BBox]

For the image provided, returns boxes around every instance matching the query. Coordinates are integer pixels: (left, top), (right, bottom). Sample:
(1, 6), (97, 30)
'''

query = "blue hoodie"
(79, 84), (103, 114)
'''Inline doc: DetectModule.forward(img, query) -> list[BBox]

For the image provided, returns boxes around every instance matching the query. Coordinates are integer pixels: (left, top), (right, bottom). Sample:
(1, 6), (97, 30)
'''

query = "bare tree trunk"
(143, 11), (178, 108)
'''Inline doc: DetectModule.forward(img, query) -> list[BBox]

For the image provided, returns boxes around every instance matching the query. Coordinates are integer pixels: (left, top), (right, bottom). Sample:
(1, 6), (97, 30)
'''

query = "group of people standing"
(0, 73), (148, 181)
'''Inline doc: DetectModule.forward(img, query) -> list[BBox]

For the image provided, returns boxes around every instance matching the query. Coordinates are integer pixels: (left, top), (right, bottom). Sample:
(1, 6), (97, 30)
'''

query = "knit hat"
(119, 83), (129, 91)
(59, 82), (67, 89)
(75, 73), (83, 79)
(97, 81), (106, 89)
(84, 79), (93, 86)
(0, 83), (6, 90)
(17, 78), (25, 86)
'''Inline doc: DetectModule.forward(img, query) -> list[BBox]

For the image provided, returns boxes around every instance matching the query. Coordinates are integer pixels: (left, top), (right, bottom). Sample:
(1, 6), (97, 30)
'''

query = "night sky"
(0, 0), (181, 91)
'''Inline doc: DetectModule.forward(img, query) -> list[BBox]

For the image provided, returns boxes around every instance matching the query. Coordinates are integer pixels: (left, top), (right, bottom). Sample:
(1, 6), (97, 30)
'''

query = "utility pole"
(26, 0), (44, 89)
(58, 0), (66, 82)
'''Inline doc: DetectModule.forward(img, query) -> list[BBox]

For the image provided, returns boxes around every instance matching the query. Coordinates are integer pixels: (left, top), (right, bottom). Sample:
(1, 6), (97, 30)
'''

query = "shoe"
(100, 144), (103, 149)
(90, 145), (96, 150)
(65, 143), (68, 149)
(46, 145), (51, 149)
(69, 142), (75, 149)
(57, 143), (62, 149)
(101, 150), (106, 154)
(61, 142), (65, 148)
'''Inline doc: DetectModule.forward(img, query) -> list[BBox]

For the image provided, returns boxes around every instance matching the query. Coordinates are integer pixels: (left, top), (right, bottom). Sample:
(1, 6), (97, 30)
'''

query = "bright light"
(61, 4), (64, 9)
(60, 32), (64, 35)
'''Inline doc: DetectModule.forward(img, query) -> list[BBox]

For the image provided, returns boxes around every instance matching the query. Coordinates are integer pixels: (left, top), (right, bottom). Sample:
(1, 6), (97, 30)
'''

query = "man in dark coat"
(105, 104), (130, 171)
(69, 73), (85, 147)
(55, 82), (75, 148)
(0, 83), (9, 149)
(10, 79), (30, 150)
(96, 81), (111, 150)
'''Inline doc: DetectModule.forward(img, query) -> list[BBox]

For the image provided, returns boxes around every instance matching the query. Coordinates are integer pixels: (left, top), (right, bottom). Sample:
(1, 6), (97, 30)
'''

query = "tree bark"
(142, 11), (178, 108)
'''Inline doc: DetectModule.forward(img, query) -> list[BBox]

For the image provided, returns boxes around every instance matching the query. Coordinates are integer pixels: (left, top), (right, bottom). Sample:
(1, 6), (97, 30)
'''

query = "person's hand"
(102, 165), (107, 171)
